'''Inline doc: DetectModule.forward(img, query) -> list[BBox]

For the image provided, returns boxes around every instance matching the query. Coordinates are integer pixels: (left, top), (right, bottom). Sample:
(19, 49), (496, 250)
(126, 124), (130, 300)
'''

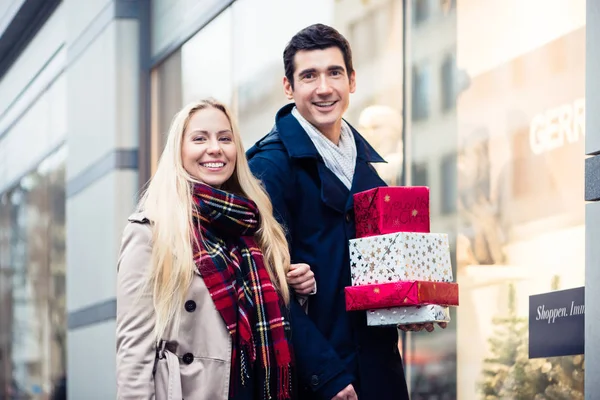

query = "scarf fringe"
(233, 357), (292, 400)
(277, 365), (292, 400)
(261, 364), (293, 400)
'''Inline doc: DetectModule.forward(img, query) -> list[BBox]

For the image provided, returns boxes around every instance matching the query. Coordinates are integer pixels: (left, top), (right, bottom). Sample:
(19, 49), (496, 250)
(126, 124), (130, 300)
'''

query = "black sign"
(529, 286), (584, 359)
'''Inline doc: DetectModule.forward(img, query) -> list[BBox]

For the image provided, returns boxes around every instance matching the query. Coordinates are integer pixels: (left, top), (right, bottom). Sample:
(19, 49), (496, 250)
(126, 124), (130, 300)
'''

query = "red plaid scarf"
(191, 183), (294, 400)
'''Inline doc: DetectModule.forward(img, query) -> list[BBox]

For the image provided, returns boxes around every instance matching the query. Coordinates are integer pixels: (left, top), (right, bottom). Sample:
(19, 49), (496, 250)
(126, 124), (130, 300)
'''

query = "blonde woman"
(116, 99), (311, 399)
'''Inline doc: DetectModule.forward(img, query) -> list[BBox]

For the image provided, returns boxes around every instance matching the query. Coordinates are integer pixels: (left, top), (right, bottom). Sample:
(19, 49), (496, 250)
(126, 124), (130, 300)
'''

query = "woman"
(116, 99), (312, 399)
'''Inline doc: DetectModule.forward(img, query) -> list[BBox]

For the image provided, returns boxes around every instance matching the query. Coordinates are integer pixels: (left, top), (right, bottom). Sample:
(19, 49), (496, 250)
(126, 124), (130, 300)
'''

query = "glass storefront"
(0, 146), (67, 399)
(149, 0), (586, 397)
(0, 157), (67, 399)
(454, 1), (585, 398)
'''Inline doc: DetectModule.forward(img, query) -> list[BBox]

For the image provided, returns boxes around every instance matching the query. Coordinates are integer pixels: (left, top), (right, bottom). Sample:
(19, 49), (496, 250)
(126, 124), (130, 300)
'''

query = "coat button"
(310, 375), (319, 386)
(345, 212), (352, 223)
(184, 300), (196, 312)
(182, 353), (194, 364)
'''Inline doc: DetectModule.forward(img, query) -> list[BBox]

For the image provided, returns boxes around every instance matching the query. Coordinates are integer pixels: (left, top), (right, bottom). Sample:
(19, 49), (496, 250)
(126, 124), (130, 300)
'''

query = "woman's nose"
(206, 139), (222, 154)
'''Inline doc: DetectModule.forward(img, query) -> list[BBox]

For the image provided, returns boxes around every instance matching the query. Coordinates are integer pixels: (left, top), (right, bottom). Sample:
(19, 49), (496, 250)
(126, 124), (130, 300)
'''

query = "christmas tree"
(479, 279), (584, 399)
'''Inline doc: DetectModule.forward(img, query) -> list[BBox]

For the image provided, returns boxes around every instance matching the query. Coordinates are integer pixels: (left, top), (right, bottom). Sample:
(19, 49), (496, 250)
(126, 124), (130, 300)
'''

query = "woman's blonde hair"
(138, 98), (291, 340)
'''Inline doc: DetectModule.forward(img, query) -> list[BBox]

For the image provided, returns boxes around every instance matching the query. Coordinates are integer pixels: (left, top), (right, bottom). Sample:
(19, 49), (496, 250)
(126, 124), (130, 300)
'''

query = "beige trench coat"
(116, 212), (232, 400)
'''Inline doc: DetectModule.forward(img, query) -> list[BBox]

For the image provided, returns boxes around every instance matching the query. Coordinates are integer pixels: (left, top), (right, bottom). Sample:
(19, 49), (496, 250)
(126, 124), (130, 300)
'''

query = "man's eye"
(303, 73), (314, 80)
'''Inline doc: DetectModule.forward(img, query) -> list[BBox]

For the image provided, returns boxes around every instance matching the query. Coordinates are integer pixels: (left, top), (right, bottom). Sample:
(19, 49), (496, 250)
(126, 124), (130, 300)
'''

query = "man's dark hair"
(283, 24), (354, 88)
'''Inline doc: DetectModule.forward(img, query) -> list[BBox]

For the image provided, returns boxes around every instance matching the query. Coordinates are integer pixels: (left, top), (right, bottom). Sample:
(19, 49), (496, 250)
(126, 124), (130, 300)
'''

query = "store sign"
(529, 98), (585, 155)
(529, 287), (584, 358)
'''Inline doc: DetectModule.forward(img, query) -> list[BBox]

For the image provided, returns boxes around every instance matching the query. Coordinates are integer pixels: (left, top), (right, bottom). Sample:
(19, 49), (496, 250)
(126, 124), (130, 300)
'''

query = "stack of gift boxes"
(346, 186), (459, 326)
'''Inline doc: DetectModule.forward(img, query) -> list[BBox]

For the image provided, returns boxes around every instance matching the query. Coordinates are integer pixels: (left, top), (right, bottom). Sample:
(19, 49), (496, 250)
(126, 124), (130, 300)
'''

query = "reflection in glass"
(181, 9), (233, 106)
(406, 0), (458, 398)
(232, 0), (335, 147)
(358, 105), (404, 185)
(412, 64), (431, 122)
(456, 1), (586, 399)
(0, 147), (66, 399)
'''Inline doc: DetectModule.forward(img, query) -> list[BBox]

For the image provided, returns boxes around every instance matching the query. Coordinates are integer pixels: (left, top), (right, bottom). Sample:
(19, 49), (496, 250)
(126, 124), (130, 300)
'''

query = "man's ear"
(283, 76), (294, 100)
(349, 70), (356, 94)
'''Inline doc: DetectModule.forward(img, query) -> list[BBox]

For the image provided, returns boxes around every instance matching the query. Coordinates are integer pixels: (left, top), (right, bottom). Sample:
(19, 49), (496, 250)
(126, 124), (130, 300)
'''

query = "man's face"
(284, 47), (356, 140)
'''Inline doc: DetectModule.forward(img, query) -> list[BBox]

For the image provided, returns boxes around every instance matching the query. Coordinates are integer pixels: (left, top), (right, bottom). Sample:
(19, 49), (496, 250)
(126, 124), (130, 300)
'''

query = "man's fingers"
(399, 322), (445, 332)
(287, 263), (310, 277)
(294, 280), (315, 291)
(346, 385), (358, 400)
(331, 384), (356, 400)
(293, 285), (316, 295)
(291, 280), (316, 295)
(287, 272), (314, 285)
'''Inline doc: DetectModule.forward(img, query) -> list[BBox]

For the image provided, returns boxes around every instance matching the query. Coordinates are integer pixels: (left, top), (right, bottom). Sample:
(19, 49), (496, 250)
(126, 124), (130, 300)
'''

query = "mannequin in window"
(358, 105), (404, 185)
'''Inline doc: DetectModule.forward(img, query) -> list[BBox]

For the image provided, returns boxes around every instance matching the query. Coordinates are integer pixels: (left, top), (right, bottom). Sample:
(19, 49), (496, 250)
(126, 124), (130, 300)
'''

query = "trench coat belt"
(164, 348), (182, 400)
(154, 340), (183, 400)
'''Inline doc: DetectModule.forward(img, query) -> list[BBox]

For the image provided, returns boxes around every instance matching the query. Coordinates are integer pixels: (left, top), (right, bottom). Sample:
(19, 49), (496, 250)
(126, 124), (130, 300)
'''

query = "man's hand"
(287, 263), (316, 295)
(332, 384), (358, 400)
(398, 322), (448, 332)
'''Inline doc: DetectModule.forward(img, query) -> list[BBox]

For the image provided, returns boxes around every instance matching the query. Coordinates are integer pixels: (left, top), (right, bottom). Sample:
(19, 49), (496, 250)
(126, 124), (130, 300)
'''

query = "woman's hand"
(287, 263), (316, 295)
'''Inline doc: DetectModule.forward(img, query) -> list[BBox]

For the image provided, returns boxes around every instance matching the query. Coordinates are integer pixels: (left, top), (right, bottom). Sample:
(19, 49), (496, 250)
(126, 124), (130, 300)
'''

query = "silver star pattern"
(366, 305), (451, 326)
(349, 232), (453, 286)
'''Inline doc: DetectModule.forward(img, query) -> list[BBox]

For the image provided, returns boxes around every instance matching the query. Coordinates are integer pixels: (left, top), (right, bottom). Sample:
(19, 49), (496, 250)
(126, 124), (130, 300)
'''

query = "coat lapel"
(275, 104), (387, 215)
(346, 128), (387, 211)
(318, 163), (349, 214)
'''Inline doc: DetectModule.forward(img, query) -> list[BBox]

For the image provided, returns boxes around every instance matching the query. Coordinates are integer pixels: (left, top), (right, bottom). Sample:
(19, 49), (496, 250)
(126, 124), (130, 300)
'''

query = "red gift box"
(353, 186), (430, 238)
(345, 280), (459, 311)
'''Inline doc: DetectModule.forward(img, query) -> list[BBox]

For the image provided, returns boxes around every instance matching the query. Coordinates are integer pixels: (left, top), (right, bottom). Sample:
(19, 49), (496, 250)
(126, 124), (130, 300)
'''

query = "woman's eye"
(219, 136), (233, 142)
(194, 136), (206, 142)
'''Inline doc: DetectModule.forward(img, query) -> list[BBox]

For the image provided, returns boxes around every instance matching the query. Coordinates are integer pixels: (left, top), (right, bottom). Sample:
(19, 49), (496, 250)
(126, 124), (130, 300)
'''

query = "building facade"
(0, 0), (595, 399)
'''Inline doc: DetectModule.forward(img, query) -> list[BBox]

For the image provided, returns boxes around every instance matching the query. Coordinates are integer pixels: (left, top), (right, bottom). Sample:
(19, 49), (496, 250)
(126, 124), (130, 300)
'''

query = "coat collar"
(275, 103), (386, 164)
(274, 104), (388, 215)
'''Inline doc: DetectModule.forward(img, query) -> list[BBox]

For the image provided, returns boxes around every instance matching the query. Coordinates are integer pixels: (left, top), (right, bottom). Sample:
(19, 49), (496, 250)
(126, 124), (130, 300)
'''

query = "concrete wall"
(63, 0), (142, 398)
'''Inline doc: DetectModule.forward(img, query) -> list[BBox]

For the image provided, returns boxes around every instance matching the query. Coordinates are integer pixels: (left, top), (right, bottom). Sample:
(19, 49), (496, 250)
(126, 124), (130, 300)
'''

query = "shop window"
(412, 63), (430, 121)
(150, 50), (183, 173)
(441, 0), (455, 14)
(350, 9), (378, 64)
(411, 162), (428, 187)
(0, 148), (66, 399)
(413, 0), (430, 25)
(511, 126), (559, 203)
(441, 154), (457, 214)
(349, 0), (394, 68)
(441, 54), (456, 112)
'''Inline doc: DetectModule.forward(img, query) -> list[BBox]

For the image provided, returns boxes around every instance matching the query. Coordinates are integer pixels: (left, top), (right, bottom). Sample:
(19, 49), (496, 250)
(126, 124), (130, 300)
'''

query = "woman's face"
(181, 107), (237, 188)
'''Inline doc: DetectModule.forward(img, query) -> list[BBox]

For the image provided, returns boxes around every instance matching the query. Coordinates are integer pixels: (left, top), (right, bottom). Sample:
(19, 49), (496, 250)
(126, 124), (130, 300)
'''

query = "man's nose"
(316, 76), (334, 95)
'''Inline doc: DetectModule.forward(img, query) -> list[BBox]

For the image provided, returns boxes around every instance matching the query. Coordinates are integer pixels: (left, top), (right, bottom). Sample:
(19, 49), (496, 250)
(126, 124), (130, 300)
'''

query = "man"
(247, 24), (437, 400)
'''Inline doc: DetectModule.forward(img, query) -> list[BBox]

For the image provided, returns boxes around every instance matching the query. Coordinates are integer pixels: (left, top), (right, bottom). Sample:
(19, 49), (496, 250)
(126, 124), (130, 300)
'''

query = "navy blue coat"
(247, 104), (410, 400)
